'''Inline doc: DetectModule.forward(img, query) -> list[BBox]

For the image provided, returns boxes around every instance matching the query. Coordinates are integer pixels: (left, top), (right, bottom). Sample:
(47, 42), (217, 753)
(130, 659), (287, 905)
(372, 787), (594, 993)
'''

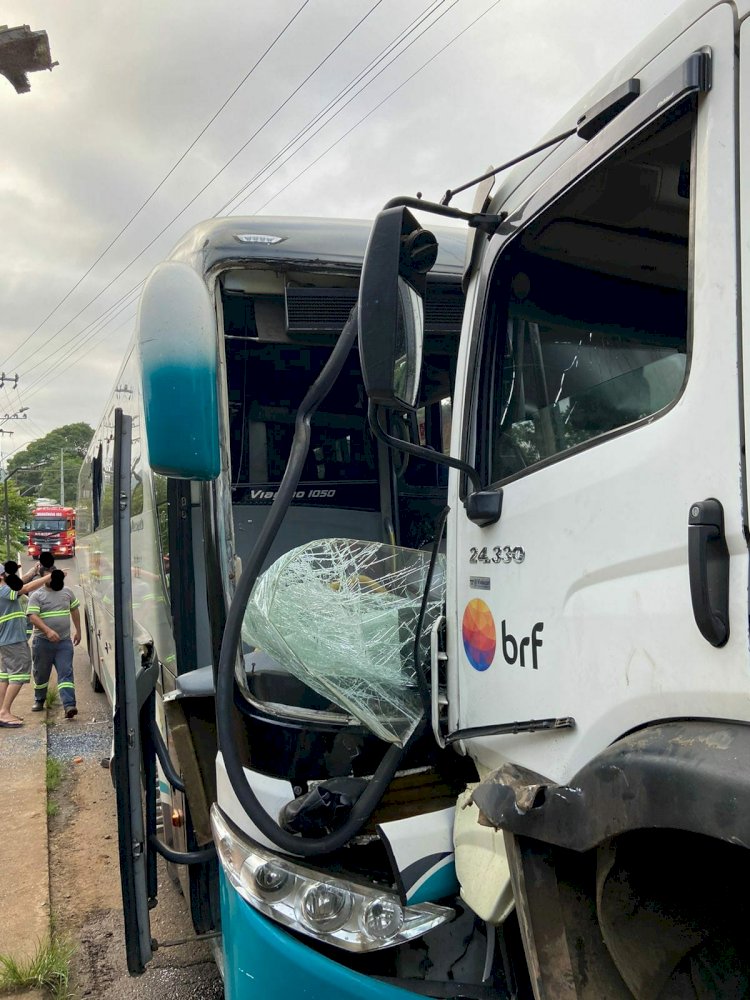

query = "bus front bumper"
(219, 869), (420, 1000)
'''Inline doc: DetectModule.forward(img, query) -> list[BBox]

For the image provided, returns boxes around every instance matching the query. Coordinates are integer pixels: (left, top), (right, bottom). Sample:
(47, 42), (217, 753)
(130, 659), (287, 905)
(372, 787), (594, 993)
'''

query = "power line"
(4, 0), (313, 374)
(18, 281), (142, 389)
(19, 0), (447, 394)
(13, 0), (385, 385)
(20, 292), (140, 400)
(223, 0), (463, 217)
(253, 0), (503, 215)
(22, 306), (139, 408)
(20, 1), (498, 402)
(216, 0), (450, 216)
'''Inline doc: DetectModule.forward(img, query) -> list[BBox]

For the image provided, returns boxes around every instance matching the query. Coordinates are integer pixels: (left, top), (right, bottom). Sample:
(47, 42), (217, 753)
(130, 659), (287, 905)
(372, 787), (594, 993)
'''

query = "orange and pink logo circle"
(462, 599), (496, 672)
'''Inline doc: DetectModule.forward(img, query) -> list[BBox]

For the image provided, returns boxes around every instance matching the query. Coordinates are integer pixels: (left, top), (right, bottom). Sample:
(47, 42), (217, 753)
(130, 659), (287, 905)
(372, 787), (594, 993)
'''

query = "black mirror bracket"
(382, 195), (506, 236)
(465, 490), (503, 527)
(369, 404), (501, 527)
(370, 403), (482, 491)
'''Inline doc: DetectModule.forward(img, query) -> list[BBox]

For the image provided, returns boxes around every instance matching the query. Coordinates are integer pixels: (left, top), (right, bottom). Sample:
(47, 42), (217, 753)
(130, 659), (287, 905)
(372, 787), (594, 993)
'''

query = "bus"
(27, 504), (76, 558)
(77, 215), (471, 998)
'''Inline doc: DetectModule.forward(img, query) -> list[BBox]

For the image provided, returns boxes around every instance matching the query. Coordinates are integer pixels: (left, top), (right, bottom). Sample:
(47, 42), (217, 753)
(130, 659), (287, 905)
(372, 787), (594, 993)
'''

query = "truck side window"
(479, 102), (694, 485)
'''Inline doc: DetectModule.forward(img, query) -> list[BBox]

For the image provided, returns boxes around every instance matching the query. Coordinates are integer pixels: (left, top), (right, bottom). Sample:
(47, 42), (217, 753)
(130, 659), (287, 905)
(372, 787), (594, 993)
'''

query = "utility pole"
(3, 462), (47, 560)
(0, 374), (19, 389)
(60, 448), (64, 506)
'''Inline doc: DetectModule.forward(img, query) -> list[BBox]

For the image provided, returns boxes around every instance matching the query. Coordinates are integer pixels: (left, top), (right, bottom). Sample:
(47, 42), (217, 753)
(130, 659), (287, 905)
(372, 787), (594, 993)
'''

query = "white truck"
(354, 0), (750, 996)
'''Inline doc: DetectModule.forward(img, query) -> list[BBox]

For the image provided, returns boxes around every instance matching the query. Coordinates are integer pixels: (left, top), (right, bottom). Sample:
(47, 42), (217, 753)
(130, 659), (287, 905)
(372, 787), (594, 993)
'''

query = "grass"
(45, 686), (59, 709)
(46, 800), (59, 818)
(0, 934), (74, 998)
(46, 757), (64, 794)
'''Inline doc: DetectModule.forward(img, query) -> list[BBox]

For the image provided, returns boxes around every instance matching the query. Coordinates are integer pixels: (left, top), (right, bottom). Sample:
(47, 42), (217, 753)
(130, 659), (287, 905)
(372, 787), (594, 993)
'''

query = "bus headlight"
(211, 804), (453, 953)
(362, 896), (404, 940)
(253, 861), (293, 900)
(300, 882), (352, 932)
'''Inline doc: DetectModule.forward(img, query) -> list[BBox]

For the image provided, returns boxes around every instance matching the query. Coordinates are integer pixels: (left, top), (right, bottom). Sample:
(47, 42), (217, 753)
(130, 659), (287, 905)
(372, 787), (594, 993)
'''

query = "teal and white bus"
(77, 216), (508, 999)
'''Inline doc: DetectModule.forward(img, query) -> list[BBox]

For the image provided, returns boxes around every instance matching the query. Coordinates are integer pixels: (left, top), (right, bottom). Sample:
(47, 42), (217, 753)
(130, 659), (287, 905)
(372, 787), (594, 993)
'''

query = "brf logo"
(463, 599), (544, 672)
(501, 620), (544, 670)
(462, 599), (496, 671)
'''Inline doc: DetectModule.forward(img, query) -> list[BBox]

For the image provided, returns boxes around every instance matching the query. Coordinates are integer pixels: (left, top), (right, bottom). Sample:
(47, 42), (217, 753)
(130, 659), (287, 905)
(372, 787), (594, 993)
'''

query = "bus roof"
(166, 215), (467, 278)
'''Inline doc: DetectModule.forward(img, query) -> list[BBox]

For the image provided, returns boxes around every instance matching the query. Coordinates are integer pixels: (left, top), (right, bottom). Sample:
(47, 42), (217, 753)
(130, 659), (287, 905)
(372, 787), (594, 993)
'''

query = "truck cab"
(358, 1), (750, 996)
(27, 504), (76, 558)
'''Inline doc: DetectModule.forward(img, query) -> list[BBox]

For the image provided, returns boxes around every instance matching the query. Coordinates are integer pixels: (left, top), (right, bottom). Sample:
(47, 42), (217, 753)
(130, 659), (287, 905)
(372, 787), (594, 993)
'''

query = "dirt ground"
(36, 560), (224, 999)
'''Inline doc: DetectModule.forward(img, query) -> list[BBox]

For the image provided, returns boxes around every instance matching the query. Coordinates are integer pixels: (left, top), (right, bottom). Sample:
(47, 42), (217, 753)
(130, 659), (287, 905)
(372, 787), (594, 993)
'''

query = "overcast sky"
(0, 0), (685, 462)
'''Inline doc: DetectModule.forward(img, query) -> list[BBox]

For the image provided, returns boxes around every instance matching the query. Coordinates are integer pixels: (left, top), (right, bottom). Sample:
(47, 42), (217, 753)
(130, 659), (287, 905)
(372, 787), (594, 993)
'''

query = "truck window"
(478, 102), (694, 485)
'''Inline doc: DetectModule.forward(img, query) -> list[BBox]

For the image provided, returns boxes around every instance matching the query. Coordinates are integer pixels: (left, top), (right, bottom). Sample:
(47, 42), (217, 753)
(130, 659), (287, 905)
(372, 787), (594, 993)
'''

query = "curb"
(0, 695), (51, 963)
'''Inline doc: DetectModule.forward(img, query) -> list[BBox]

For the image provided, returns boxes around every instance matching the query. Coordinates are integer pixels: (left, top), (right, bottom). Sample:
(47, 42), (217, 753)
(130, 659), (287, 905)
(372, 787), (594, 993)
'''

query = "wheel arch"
(470, 719), (750, 851)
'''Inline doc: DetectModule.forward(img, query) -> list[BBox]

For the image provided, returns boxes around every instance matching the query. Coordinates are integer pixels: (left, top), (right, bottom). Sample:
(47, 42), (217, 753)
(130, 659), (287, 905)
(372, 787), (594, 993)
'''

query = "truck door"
(111, 407), (153, 974)
(450, 6), (747, 786)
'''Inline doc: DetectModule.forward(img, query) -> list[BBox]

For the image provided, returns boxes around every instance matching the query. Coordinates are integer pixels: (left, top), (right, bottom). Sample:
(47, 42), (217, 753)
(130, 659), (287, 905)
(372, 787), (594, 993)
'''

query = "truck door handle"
(688, 498), (729, 647)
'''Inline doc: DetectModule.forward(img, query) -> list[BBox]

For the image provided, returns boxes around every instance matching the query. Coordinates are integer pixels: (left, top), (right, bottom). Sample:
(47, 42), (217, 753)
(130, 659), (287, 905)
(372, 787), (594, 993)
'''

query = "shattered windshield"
(241, 539), (445, 745)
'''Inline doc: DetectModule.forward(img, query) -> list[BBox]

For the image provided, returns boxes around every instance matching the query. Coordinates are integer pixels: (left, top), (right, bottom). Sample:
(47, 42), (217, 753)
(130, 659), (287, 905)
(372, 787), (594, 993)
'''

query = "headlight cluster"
(211, 804), (453, 953)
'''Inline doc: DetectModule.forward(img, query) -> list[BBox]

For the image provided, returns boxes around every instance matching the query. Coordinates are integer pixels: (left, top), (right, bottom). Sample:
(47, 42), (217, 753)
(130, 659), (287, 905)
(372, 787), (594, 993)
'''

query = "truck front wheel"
(597, 830), (750, 999)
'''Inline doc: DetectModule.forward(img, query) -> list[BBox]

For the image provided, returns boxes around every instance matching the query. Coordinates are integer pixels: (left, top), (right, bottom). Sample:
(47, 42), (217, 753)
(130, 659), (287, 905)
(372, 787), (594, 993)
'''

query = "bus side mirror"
(359, 207), (438, 411)
(138, 262), (220, 480)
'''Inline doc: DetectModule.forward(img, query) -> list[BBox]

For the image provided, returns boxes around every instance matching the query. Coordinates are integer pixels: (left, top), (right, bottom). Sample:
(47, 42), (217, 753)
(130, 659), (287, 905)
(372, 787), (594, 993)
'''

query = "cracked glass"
(241, 539), (445, 745)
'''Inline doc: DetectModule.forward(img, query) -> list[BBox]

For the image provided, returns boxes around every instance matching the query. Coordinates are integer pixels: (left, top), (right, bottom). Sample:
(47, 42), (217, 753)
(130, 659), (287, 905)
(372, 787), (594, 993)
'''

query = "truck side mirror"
(359, 206), (438, 411)
(138, 261), (220, 480)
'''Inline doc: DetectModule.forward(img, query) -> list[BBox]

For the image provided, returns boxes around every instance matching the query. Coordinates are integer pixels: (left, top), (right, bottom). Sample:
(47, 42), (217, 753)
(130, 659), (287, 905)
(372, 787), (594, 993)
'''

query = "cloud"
(0, 0), (684, 454)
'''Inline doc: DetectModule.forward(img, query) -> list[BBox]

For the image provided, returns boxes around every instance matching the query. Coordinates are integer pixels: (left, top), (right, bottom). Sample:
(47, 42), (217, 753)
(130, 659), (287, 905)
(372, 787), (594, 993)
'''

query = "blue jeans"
(32, 636), (75, 708)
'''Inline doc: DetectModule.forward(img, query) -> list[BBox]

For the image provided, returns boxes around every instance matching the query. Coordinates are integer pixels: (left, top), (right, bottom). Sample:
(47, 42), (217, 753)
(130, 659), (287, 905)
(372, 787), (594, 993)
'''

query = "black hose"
(216, 309), (413, 857)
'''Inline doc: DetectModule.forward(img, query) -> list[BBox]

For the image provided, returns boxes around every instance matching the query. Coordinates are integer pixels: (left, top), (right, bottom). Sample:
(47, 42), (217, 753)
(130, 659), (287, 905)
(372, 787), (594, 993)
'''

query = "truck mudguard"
(470, 720), (750, 851)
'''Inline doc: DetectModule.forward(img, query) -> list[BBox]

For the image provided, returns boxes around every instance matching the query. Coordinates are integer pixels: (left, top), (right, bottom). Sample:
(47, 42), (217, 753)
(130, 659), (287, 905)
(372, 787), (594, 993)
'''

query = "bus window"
(153, 474), (170, 594)
(227, 342), (377, 500)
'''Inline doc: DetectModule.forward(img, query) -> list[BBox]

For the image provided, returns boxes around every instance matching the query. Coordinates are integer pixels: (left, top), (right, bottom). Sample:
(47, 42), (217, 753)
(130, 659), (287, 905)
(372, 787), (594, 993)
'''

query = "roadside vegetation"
(46, 756), (64, 793)
(0, 934), (74, 998)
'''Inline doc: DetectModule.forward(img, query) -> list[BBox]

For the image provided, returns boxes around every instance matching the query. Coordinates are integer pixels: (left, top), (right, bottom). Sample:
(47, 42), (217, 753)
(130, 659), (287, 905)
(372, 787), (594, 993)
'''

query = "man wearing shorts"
(27, 569), (81, 719)
(0, 561), (51, 728)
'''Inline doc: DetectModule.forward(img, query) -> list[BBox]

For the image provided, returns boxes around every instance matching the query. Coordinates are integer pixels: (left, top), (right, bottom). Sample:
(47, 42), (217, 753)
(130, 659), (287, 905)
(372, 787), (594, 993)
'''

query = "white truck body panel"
(448, 3), (746, 785)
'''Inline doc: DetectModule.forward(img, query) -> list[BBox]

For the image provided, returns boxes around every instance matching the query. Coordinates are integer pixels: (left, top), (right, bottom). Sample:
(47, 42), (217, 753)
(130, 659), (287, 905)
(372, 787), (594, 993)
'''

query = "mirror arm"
(382, 195), (506, 236)
(369, 402), (482, 494)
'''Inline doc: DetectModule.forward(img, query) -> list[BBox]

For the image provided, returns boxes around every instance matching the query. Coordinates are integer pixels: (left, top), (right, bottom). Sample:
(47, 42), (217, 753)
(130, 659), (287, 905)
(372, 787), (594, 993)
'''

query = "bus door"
(111, 407), (153, 974)
(112, 410), (218, 974)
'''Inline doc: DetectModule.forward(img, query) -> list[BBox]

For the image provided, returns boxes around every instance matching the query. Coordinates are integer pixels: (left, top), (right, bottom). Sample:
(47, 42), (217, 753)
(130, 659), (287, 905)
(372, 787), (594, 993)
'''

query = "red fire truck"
(27, 505), (76, 558)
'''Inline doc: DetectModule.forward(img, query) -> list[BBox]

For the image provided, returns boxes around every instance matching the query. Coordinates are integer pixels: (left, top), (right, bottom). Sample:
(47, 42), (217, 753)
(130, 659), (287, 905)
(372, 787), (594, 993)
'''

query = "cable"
(217, 308), (424, 855)
(20, 1), (500, 398)
(21, 304), (138, 405)
(252, 0), (503, 215)
(216, 0), (450, 216)
(18, 286), (142, 395)
(13, 0), (387, 394)
(4, 0), (313, 374)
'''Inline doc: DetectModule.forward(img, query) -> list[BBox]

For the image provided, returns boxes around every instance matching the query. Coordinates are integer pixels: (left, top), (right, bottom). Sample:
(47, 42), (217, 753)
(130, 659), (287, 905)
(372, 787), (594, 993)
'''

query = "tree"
(8, 423), (94, 504)
(2, 479), (33, 562)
